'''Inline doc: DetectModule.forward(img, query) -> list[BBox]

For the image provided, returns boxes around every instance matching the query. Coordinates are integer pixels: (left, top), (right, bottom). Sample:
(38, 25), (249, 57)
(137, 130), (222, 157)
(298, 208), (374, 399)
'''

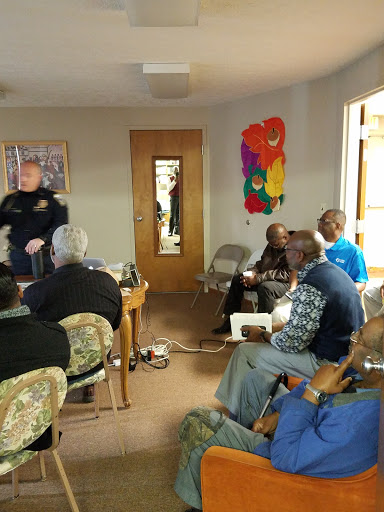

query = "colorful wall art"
(241, 117), (285, 215)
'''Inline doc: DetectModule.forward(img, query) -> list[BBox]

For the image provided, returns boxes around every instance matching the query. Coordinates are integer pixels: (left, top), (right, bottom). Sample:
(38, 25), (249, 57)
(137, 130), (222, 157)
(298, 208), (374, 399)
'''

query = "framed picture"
(1, 141), (70, 194)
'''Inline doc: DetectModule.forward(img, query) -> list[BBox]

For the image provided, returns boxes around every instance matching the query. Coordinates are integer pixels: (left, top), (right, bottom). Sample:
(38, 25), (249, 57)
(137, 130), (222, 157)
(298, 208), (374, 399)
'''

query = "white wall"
(207, 44), (384, 261)
(0, 44), (383, 273)
(0, 108), (209, 265)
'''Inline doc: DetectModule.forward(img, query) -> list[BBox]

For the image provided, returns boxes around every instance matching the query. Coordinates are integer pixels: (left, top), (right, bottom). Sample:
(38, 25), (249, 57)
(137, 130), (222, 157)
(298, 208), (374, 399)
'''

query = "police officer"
(0, 160), (68, 275)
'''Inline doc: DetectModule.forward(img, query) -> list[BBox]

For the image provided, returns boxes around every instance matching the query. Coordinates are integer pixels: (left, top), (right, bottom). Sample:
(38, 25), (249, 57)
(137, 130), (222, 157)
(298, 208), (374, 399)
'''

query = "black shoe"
(168, 232), (173, 236)
(211, 317), (231, 335)
(174, 242), (180, 246)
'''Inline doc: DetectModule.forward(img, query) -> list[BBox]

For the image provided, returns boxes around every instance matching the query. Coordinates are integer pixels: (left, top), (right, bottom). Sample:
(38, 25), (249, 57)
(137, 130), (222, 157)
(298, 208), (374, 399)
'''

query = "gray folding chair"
(191, 244), (244, 315)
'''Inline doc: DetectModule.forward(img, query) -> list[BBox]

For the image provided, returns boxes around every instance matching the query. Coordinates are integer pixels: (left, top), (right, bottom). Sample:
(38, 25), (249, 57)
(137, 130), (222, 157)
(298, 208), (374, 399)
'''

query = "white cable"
(153, 336), (232, 354)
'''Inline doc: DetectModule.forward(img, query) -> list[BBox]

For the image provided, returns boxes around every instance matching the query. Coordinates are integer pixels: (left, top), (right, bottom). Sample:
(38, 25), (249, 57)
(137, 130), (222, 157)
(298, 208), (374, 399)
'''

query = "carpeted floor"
(0, 291), (242, 512)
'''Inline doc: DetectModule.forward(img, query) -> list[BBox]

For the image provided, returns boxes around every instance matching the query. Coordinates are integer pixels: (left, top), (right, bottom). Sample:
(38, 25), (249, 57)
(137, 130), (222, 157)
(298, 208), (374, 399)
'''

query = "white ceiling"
(1, 0), (384, 107)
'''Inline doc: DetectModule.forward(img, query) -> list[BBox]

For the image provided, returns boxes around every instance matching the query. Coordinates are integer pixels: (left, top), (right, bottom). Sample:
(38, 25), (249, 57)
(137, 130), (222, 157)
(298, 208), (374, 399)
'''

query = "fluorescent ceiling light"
(143, 63), (190, 99)
(127, 0), (200, 27)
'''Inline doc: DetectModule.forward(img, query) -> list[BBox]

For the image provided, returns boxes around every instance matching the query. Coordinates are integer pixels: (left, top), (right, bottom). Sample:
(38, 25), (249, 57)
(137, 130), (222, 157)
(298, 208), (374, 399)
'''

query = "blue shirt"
(325, 236), (368, 283)
(254, 380), (379, 478)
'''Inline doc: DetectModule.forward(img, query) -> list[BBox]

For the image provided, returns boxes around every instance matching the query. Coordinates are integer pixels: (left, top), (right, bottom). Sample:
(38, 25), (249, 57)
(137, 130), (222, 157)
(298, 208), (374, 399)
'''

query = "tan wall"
(1, 43), (384, 271)
(0, 108), (209, 265)
(207, 44), (384, 260)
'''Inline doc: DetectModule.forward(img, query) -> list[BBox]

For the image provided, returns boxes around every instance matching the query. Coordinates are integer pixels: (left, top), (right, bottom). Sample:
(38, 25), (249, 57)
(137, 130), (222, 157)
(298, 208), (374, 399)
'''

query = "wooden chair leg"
(106, 379), (126, 455)
(190, 282), (203, 308)
(94, 382), (100, 419)
(12, 467), (19, 499)
(51, 449), (79, 512)
(39, 451), (47, 481)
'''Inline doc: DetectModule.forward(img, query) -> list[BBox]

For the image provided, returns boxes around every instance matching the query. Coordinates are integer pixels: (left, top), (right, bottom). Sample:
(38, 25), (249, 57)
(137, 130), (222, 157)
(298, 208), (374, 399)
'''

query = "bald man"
(215, 230), (365, 417)
(212, 223), (297, 334)
(0, 160), (68, 275)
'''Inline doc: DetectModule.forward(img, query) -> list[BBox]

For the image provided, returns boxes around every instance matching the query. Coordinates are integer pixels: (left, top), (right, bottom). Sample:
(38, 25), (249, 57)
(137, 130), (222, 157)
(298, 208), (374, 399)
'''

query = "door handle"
(136, 216), (143, 222)
(362, 355), (384, 377)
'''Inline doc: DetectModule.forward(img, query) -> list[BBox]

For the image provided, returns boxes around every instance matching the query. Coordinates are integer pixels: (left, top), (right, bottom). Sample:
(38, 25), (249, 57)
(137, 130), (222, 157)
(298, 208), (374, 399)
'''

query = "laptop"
(82, 257), (106, 270)
(230, 312), (272, 341)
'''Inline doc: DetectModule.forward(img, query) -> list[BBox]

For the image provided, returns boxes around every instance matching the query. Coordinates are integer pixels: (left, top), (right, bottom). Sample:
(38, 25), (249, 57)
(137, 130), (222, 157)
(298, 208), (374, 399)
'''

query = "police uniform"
(0, 187), (68, 275)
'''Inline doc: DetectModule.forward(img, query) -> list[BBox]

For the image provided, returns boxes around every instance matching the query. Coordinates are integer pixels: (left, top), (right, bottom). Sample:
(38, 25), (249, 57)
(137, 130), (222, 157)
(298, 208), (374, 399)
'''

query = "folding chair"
(191, 244), (244, 315)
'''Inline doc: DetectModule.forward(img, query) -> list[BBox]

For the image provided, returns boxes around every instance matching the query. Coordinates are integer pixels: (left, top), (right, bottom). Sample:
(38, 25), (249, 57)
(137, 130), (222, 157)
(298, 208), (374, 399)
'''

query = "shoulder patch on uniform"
(53, 194), (66, 206)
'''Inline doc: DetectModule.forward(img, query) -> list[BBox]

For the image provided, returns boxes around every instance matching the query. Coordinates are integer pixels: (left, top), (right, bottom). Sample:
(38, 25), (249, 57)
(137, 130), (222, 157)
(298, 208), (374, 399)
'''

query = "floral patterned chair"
(0, 366), (79, 512)
(59, 312), (126, 455)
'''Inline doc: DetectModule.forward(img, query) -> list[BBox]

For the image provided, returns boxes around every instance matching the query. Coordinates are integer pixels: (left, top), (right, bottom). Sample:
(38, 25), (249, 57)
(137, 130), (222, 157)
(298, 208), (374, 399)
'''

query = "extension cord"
(130, 347), (167, 358)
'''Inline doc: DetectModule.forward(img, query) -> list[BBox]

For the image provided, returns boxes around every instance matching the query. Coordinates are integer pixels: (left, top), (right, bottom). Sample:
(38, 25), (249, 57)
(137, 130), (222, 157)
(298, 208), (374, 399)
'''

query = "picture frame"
(1, 141), (70, 194)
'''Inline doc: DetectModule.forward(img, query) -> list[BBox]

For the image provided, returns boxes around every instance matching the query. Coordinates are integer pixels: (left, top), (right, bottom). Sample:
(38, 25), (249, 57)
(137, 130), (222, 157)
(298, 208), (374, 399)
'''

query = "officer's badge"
(37, 200), (48, 209)
(54, 194), (66, 206)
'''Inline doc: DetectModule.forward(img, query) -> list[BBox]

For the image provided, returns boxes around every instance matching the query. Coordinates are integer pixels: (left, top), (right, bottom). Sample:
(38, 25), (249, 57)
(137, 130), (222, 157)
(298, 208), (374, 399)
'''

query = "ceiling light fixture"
(127, 0), (200, 27)
(143, 63), (190, 99)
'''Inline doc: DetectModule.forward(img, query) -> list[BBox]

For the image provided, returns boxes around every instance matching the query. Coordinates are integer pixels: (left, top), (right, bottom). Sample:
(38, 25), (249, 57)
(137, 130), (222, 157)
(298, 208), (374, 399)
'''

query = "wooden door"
(377, 334), (384, 510)
(130, 130), (203, 292)
(356, 103), (368, 248)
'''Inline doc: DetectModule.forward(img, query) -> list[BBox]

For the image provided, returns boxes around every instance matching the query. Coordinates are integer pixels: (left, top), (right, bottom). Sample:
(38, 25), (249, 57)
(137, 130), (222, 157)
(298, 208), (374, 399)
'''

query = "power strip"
(130, 347), (167, 358)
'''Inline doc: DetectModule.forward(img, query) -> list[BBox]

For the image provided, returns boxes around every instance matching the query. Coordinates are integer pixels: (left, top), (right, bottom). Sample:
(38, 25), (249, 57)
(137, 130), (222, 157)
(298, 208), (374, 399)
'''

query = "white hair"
(52, 224), (88, 264)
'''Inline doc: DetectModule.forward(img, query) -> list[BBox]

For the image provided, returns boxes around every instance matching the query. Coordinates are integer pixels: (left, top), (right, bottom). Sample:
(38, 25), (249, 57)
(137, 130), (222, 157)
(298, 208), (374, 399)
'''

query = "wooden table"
(119, 279), (149, 408)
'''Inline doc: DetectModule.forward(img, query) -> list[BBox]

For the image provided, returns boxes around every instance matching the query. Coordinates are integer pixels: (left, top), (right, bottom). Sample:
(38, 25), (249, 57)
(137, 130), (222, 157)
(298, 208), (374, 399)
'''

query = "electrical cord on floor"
(127, 294), (236, 369)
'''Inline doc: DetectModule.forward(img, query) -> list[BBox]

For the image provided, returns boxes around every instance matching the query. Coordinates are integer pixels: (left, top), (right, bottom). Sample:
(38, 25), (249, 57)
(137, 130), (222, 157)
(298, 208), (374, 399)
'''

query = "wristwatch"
(305, 383), (328, 403)
(259, 329), (268, 343)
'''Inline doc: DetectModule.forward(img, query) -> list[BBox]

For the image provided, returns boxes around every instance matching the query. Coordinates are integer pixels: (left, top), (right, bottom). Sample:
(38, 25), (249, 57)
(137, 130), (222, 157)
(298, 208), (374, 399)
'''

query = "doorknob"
(136, 216), (143, 222)
(362, 355), (384, 376)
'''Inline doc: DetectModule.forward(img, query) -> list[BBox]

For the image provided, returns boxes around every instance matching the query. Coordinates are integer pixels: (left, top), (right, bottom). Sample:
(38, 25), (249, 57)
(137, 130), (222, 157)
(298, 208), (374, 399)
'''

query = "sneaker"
(174, 242), (180, 246)
(211, 317), (231, 335)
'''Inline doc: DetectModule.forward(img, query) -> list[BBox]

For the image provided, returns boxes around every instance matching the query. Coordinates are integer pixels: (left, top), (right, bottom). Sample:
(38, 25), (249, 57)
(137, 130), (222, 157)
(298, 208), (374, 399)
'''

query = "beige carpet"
(0, 292), (241, 512)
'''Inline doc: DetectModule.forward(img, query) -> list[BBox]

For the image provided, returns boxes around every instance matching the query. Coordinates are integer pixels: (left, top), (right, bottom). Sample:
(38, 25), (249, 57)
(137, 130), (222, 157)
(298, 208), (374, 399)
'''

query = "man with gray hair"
(22, 224), (122, 400)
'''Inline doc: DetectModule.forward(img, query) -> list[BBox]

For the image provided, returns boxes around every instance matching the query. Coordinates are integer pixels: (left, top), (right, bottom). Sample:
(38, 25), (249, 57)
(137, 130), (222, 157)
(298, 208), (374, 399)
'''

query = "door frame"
(125, 124), (210, 273)
(340, 86), (384, 244)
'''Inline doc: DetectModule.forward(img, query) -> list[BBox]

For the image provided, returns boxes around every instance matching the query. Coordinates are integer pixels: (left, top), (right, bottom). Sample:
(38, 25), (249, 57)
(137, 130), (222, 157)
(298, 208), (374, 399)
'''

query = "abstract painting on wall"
(241, 117), (285, 215)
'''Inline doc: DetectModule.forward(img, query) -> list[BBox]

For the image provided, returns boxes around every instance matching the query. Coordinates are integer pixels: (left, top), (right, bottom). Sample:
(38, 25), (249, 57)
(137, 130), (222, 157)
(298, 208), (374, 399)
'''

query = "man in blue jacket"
(174, 316), (382, 512)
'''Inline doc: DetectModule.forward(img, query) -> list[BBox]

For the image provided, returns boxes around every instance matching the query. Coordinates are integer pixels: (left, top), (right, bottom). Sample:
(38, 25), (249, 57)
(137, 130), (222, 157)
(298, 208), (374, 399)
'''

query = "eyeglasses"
(350, 330), (381, 353)
(317, 218), (336, 225)
(350, 331), (364, 347)
(284, 246), (305, 255)
(285, 247), (301, 252)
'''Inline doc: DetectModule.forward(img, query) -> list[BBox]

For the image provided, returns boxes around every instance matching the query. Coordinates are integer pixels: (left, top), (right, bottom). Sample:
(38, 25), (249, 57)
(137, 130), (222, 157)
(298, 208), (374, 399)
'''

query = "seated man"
(318, 208), (368, 291)
(0, 262), (70, 450)
(273, 208), (368, 322)
(363, 279), (384, 320)
(22, 224), (122, 400)
(212, 223), (297, 334)
(175, 316), (382, 511)
(215, 230), (364, 417)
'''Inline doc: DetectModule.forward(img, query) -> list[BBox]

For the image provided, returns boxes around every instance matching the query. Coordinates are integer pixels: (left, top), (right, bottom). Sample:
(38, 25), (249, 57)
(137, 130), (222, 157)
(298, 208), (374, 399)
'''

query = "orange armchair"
(201, 444), (376, 511)
(201, 374), (377, 511)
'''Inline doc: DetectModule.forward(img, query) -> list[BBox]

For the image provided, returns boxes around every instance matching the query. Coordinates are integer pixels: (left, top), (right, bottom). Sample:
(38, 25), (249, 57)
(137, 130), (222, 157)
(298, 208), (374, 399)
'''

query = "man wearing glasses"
(215, 230), (364, 418)
(212, 223), (296, 335)
(317, 209), (367, 292)
(176, 316), (382, 512)
(273, 208), (368, 323)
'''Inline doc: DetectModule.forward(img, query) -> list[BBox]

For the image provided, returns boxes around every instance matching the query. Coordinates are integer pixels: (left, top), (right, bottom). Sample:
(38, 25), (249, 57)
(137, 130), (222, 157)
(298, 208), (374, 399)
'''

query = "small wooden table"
(119, 279), (149, 408)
